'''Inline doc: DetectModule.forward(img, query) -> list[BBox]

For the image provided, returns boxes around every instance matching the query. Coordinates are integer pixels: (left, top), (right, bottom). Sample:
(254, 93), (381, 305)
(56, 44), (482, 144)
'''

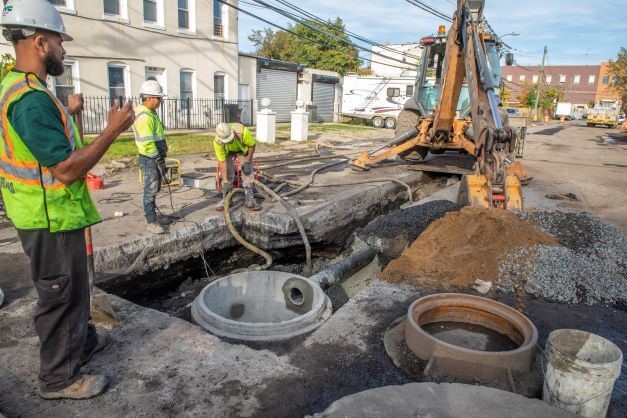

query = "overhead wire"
(247, 0), (417, 67)
(271, 0), (423, 61)
(222, 0), (416, 71)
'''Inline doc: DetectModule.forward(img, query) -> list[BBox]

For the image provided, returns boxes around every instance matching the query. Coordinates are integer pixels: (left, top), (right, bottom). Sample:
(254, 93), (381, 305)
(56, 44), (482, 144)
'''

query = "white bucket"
(543, 329), (623, 418)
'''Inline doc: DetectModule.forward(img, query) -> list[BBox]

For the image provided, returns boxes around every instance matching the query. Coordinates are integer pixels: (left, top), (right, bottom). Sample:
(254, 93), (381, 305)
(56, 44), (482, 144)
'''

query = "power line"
(270, 0), (423, 61)
(222, 1), (416, 72)
(248, 0), (417, 67)
(405, 0), (453, 22)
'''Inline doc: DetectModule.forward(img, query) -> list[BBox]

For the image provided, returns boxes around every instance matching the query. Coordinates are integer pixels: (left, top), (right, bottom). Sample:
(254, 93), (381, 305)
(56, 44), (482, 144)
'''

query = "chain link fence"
(67, 97), (254, 134)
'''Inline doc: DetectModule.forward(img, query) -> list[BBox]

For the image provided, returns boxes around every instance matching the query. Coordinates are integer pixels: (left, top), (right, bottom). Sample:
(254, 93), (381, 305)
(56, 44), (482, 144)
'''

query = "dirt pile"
(379, 207), (558, 289)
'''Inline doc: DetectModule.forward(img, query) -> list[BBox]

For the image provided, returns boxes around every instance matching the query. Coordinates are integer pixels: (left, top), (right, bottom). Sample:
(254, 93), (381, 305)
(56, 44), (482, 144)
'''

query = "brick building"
(501, 65), (600, 106)
(596, 62), (622, 104)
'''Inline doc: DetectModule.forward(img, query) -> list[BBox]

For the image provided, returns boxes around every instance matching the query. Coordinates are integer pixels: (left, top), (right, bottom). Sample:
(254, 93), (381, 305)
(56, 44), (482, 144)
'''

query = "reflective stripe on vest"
(0, 71), (101, 231)
(133, 106), (165, 157)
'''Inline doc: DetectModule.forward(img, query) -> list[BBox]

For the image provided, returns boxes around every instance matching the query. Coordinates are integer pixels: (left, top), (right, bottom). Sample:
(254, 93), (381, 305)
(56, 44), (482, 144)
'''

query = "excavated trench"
(98, 172), (458, 323)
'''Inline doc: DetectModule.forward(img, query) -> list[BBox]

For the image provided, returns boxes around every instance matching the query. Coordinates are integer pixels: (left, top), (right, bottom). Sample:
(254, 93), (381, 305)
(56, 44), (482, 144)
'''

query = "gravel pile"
(498, 211), (627, 306)
(358, 200), (459, 260)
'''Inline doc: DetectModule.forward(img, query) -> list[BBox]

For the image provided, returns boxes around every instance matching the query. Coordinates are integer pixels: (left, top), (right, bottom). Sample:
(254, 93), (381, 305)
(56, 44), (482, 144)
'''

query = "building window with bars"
(214, 0), (223, 37)
(180, 70), (195, 108)
(214, 73), (225, 100)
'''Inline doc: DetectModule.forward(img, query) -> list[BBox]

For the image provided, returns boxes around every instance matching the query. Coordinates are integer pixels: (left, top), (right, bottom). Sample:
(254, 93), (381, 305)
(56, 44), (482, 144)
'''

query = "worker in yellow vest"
(0, 0), (134, 400)
(133, 80), (168, 234)
(213, 122), (261, 211)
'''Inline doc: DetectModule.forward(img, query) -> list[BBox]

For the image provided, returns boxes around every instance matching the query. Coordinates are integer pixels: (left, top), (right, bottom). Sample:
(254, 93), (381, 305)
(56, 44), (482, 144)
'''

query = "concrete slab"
(312, 382), (576, 418)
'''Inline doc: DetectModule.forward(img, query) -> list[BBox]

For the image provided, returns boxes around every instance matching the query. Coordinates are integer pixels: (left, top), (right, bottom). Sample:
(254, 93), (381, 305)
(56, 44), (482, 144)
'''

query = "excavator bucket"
(504, 174), (523, 210)
(456, 174), (491, 208)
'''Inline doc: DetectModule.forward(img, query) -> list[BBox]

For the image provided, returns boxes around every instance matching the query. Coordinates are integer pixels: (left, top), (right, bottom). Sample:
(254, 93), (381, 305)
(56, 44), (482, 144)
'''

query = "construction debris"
(379, 207), (558, 289)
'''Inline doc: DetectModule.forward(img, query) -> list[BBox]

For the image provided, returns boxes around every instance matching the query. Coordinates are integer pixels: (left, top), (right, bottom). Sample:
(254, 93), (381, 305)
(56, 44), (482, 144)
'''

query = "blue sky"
(237, 0), (626, 66)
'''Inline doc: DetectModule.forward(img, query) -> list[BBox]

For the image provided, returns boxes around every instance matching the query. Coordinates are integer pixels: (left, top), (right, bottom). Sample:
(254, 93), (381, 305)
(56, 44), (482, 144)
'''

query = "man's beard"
(44, 52), (64, 77)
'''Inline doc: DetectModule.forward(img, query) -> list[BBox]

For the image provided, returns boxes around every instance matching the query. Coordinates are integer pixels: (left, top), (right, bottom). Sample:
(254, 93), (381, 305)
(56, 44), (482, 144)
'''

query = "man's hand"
(67, 93), (84, 116)
(106, 100), (135, 137)
(241, 161), (252, 176)
(156, 158), (172, 184)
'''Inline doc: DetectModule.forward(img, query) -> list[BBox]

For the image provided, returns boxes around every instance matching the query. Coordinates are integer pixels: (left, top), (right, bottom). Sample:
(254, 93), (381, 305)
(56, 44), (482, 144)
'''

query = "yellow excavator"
(350, 0), (526, 210)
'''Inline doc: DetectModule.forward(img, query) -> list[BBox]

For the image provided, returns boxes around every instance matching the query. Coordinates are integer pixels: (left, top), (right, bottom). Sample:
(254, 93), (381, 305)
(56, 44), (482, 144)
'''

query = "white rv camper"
(340, 74), (415, 128)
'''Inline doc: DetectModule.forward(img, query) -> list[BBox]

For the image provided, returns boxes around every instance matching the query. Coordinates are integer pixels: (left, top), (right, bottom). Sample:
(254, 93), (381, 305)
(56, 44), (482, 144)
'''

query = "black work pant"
(18, 228), (97, 391)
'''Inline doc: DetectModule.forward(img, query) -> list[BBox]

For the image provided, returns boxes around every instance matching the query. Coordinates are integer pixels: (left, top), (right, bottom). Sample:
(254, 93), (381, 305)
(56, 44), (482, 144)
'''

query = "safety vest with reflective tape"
(0, 71), (101, 232)
(133, 104), (165, 158)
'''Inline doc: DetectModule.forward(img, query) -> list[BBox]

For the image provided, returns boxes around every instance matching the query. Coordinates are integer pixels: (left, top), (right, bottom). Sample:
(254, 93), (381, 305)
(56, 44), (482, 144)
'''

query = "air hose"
(224, 188), (273, 270)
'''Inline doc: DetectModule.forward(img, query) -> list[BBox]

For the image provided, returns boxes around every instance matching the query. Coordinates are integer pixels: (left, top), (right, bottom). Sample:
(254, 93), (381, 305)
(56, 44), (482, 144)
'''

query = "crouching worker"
(133, 80), (169, 234)
(213, 122), (261, 211)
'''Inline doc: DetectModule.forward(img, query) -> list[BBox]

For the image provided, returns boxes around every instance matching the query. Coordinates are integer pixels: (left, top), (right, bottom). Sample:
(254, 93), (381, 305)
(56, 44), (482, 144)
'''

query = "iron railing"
(63, 96), (254, 134)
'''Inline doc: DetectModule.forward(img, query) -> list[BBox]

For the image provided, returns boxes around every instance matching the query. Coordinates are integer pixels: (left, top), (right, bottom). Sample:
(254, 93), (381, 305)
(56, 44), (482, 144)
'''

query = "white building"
(370, 43), (421, 77)
(0, 0), (240, 130)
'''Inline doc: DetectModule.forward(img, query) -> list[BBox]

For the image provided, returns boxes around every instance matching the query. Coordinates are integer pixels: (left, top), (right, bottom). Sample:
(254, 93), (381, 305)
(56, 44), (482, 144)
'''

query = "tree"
(519, 84), (562, 115)
(607, 47), (627, 113)
(248, 18), (360, 75)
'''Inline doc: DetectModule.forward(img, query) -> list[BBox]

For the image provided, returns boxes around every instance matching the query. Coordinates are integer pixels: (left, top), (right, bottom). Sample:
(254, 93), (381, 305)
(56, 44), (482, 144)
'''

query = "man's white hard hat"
(215, 122), (234, 144)
(1, 0), (72, 41)
(139, 79), (166, 97)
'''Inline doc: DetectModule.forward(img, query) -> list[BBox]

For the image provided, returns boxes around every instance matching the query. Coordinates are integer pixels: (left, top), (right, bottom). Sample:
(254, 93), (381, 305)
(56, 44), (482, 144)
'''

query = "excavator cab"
(349, 0), (524, 210)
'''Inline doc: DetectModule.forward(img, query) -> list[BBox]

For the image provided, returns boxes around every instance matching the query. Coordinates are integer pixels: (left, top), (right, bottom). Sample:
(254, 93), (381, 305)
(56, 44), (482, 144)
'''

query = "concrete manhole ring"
(191, 271), (332, 342)
(403, 293), (538, 382)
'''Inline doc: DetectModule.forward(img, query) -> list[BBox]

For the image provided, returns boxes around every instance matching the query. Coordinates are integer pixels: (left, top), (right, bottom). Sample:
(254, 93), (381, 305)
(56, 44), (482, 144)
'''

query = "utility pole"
(533, 45), (547, 122)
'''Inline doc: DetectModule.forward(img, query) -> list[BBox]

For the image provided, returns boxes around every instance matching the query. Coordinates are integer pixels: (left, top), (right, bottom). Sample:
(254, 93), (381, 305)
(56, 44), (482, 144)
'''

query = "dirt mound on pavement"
(380, 206), (558, 289)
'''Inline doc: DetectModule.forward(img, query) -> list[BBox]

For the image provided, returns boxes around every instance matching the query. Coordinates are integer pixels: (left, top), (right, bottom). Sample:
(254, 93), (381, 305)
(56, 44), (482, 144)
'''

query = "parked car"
(618, 114), (625, 125)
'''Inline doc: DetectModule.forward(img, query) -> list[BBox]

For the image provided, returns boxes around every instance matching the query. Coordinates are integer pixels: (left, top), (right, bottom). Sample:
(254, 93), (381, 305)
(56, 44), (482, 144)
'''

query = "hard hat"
(139, 79), (165, 97)
(215, 122), (234, 144)
(1, 0), (72, 41)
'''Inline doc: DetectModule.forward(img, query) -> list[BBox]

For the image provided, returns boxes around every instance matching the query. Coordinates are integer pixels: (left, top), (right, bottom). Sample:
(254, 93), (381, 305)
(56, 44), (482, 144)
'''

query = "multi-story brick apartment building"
(501, 65), (601, 106)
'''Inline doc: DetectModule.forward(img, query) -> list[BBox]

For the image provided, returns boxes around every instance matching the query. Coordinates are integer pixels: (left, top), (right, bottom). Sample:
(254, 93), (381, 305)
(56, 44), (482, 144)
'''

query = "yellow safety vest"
(133, 104), (165, 158)
(0, 71), (100, 232)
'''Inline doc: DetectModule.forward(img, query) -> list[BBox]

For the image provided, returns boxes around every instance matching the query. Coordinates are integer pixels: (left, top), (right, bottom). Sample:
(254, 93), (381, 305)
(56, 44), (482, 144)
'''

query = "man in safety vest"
(213, 122), (261, 211)
(133, 79), (168, 234)
(0, 0), (134, 400)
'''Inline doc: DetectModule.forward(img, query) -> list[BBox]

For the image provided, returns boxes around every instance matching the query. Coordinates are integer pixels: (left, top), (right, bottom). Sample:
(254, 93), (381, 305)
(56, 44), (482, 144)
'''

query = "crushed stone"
(498, 211), (627, 306)
(380, 207), (558, 289)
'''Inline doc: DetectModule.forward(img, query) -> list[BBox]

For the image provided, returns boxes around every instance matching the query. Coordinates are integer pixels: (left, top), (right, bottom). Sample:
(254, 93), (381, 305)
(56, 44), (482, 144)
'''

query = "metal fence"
(69, 96), (254, 134)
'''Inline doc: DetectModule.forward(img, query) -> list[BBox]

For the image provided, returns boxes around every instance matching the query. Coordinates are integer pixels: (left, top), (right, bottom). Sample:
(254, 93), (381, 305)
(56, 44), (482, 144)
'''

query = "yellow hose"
(224, 188), (273, 270)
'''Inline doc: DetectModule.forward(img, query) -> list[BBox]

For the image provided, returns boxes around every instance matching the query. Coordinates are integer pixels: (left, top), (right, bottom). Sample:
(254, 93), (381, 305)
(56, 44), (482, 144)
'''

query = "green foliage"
(519, 84), (562, 114)
(0, 53), (15, 82)
(248, 18), (360, 75)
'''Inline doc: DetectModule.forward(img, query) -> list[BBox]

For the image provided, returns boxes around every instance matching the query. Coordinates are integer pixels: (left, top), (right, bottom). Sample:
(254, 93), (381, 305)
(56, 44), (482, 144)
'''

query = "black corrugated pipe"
(309, 247), (377, 290)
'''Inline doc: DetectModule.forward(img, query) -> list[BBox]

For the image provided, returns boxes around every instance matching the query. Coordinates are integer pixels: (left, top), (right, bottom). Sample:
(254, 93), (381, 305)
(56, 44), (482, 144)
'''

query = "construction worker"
(214, 122), (261, 211)
(133, 79), (169, 234)
(0, 0), (134, 400)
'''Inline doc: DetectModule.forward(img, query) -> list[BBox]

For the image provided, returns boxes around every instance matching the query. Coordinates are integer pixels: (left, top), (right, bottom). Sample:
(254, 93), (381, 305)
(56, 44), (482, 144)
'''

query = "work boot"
(244, 187), (261, 211)
(80, 328), (110, 367)
(146, 222), (165, 234)
(39, 374), (109, 400)
(215, 188), (229, 211)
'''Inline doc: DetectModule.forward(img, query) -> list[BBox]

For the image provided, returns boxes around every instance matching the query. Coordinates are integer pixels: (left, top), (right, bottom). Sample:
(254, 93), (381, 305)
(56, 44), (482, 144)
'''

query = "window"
(48, 0), (75, 10)
(532, 75), (539, 84)
(386, 88), (400, 98)
(214, 0), (223, 36)
(603, 75), (610, 85)
(54, 62), (76, 100)
(180, 70), (195, 107)
(519, 75), (525, 82)
(573, 75), (580, 84)
(588, 75), (595, 84)
(406, 85), (414, 96)
(143, 0), (164, 26)
(506, 74), (512, 82)
(559, 74), (566, 83)
(108, 64), (129, 103)
(214, 73), (225, 100)
(179, 0), (189, 29)
(104, 0), (119, 15)
(546, 75), (552, 84)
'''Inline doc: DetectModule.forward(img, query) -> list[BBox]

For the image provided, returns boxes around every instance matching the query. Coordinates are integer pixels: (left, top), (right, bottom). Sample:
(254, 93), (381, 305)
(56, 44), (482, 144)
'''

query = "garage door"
(257, 69), (297, 123)
(313, 81), (335, 123)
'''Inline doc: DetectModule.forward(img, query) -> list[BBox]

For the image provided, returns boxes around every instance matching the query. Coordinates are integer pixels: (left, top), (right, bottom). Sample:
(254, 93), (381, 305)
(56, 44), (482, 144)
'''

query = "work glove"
(156, 158), (172, 184)
(241, 161), (253, 176)
(222, 182), (233, 195)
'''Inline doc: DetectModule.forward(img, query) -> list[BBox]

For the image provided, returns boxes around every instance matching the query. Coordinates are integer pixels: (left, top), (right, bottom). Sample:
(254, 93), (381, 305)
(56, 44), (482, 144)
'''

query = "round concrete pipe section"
(191, 271), (332, 341)
(405, 293), (538, 381)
